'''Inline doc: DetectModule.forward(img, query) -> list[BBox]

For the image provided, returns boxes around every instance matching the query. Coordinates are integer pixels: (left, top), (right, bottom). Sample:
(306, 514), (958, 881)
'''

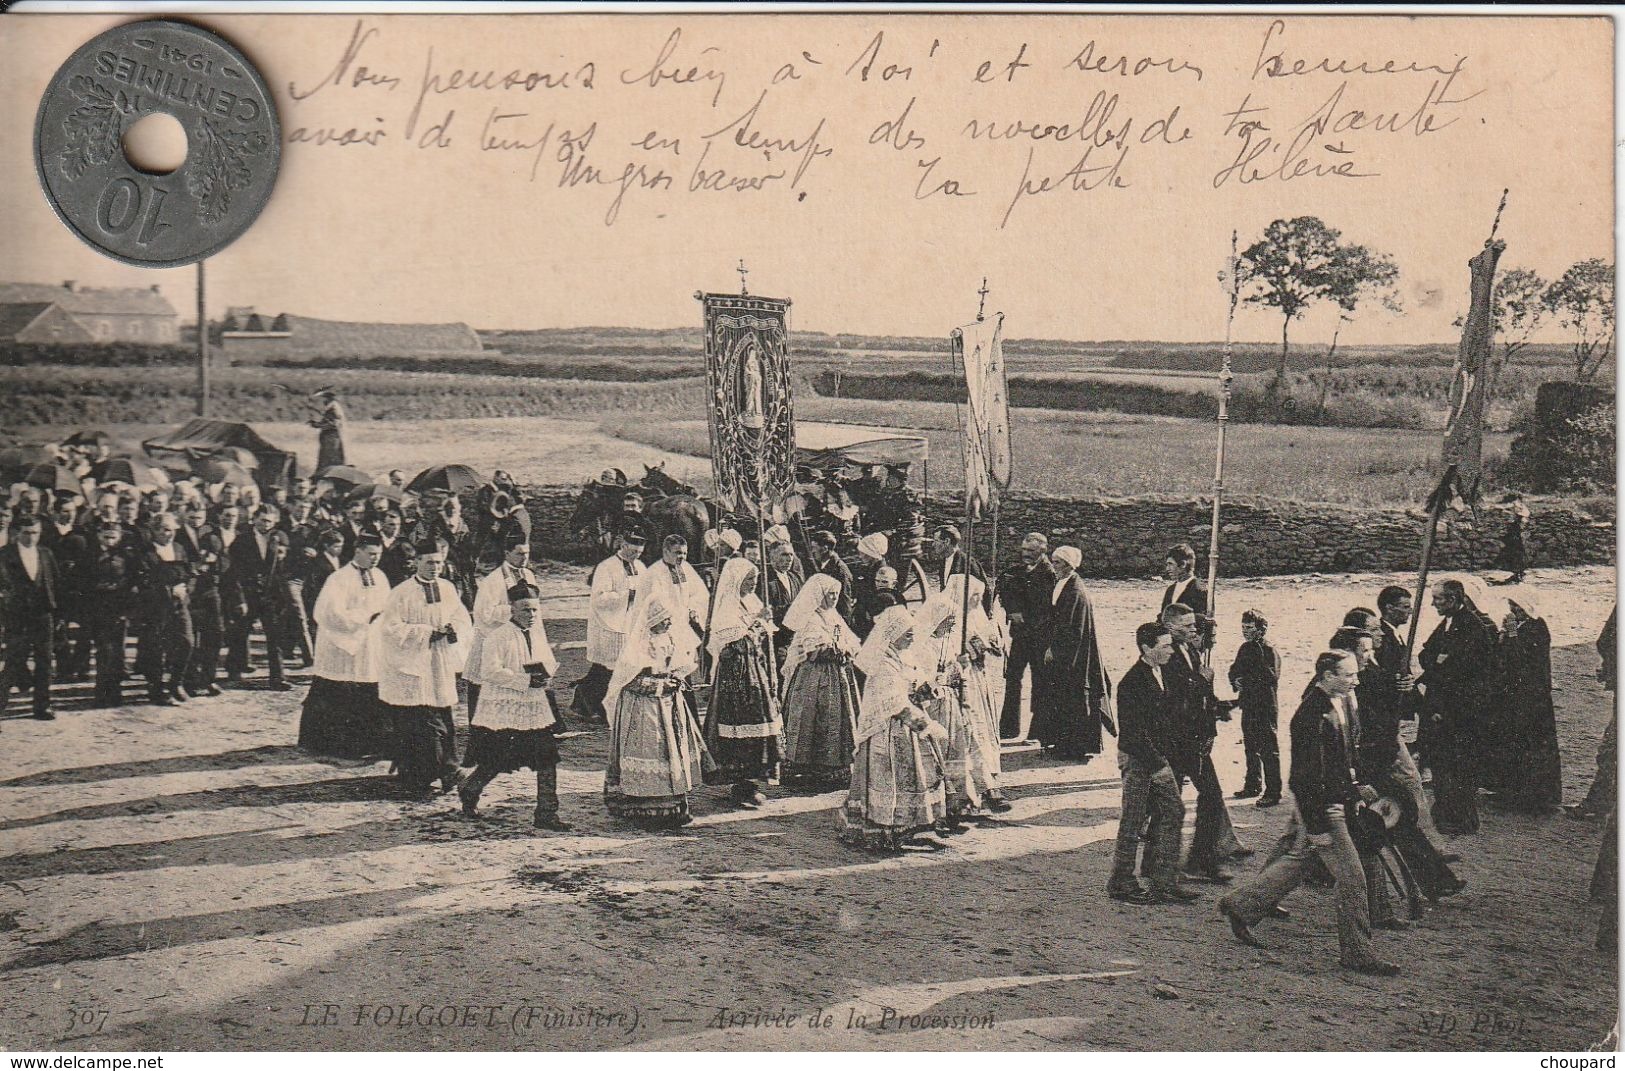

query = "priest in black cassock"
(1029, 545), (1113, 761)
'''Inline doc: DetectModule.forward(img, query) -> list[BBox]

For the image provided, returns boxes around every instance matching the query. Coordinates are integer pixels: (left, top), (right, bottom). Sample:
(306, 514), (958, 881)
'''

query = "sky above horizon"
(2, 13), (1613, 348)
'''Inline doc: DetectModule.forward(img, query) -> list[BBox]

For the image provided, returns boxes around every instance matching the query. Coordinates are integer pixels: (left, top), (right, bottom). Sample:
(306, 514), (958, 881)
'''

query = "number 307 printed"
(67, 1008), (109, 1035)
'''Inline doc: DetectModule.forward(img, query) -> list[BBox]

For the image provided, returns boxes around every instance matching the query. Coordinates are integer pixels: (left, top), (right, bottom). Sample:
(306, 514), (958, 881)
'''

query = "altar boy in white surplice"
(377, 539), (473, 798)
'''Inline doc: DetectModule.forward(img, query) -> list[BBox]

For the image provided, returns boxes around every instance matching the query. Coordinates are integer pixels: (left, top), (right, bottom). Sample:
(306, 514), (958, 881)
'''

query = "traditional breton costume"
(1482, 592), (1562, 812)
(836, 605), (948, 851)
(377, 549), (474, 796)
(634, 553), (710, 676)
(603, 593), (712, 826)
(298, 544), (391, 760)
(459, 582), (567, 828)
(1028, 547), (1113, 761)
(701, 556), (783, 806)
(942, 574), (1010, 809)
(913, 592), (996, 822)
(464, 548), (540, 720)
(573, 541), (646, 721)
(779, 573), (862, 788)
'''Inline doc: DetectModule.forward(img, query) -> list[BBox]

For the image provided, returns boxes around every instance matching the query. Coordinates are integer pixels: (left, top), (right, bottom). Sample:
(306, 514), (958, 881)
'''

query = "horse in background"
(568, 462), (712, 565)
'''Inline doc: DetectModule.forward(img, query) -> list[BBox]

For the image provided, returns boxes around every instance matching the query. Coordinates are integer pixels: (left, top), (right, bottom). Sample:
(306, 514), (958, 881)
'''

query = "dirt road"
(1, 567), (1616, 1051)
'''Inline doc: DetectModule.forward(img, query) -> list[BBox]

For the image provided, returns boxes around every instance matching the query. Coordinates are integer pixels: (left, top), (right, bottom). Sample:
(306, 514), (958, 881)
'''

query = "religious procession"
(2, 239), (1615, 993)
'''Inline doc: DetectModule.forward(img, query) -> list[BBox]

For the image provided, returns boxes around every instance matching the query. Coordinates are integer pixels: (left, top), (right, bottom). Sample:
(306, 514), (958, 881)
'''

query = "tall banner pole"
(1405, 191), (1509, 661)
(1204, 231), (1240, 666)
(196, 259), (210, 417)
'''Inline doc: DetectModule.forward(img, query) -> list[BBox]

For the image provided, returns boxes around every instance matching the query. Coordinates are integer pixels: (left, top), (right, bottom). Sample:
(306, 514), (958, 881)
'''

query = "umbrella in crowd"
(25, 463), (82, 495)
(407, 464), (484, 495)
(0, 445), (57, 478)
(200, 458), (254, 487)
(93, 456), (169, 489)
(61, 429), (115, 449)
(349, 482), (406, 504)
(315, 464), (372, 489)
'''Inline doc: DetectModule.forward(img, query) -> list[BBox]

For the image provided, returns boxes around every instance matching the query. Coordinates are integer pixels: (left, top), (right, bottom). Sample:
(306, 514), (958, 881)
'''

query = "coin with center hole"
(34, 19), (280, 267)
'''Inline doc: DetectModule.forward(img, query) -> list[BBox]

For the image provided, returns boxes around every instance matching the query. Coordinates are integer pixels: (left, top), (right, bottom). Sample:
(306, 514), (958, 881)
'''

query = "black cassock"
(1029, 574), (1112, 759)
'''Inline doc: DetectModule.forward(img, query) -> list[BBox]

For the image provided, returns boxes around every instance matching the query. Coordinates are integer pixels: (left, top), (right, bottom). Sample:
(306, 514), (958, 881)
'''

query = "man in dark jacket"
(1418, 579), (1498, 834)
(996, 532), (1055, 740)
(179, 501), (230, 697)
(1, 515), (61, 719)
(807, 531), (856, 621)
(227, 504), (290, 690)
(82, 523), (139, 707)
(1229, 609), (1282, 805)
(1219, 650), (1400, 977)
(1108, 621), (1196, 905)
(1160, 601), (1231, 883)
(135, 513), (195, 706)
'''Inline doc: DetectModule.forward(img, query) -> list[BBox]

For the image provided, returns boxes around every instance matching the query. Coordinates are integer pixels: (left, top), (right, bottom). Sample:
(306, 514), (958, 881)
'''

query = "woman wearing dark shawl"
(1482, 593), (1562, 811)
(1028, 546), (1113, 761)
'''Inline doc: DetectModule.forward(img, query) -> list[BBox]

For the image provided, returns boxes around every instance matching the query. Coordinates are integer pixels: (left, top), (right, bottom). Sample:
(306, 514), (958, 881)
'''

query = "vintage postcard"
(0, 5), (1617, 1056)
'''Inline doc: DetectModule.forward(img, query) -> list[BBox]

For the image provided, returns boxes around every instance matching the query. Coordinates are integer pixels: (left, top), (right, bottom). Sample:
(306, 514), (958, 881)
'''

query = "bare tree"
(1237, 217), (1402, 397)
(1543, 259), (1615, 382)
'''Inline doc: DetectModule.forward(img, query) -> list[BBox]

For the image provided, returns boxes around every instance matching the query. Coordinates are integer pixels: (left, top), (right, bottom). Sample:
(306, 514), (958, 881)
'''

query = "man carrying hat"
(573, 529), (647, 723)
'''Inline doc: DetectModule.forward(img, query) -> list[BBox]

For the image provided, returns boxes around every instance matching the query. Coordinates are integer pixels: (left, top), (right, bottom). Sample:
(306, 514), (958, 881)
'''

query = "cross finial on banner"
(976, 277), (989, 323)
(738, 259), (750, 295)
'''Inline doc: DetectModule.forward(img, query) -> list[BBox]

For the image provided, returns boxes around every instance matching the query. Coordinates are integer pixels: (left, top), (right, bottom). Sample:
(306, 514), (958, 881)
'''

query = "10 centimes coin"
(34, 19), (280, 267)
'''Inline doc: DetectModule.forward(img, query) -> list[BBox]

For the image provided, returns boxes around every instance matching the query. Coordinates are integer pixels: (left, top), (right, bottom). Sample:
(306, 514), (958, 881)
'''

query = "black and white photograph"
(0, 4), (1618, 1055)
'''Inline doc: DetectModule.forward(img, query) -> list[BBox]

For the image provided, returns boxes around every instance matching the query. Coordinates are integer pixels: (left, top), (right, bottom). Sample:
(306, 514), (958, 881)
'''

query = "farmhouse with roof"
(220, 308), (484, 363)
(0, 281), (179, 344)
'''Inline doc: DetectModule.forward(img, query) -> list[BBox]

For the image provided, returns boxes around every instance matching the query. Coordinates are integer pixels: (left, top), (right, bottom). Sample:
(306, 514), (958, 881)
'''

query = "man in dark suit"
(1160, 543), (1210, 643)
(135, 513), (195, 706)
(996, 532), (1055, 740)
(764, 539), (803, 665)
(1219, 650), (1401, 977)
(807, 531), (855, 621)
(1418, 578), (1497, 835)
(179, 501), (229, 697)
(1373, 584), (1447, 841)
(81, 523), (139, 707)
(931, 525), (991, 612)
(42, 492), (90, 681)
(376, 510), (412, 587)
(227, 504), (290, 689)
(1109, 621), (1196, 905)
(1229, 609), (1282, 805)
(1160, 601), (1232, 883)
(1, 515), (61, 719)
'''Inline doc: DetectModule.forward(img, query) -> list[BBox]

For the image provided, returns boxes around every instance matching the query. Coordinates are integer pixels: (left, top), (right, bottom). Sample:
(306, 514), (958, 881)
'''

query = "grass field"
(600, 398), (1513, 508)
(2, 365), (707, 427)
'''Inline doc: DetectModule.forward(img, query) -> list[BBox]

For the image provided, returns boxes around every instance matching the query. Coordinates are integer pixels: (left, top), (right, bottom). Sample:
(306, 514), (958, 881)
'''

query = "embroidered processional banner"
(696, 291), (796, 516)
(1435, 238), (1504, 512)
(951, 312), (1011, 517)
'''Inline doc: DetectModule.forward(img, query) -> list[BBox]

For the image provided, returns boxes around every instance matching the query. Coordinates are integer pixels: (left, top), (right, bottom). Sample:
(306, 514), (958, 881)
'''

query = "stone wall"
(521, 483), (1615, 578)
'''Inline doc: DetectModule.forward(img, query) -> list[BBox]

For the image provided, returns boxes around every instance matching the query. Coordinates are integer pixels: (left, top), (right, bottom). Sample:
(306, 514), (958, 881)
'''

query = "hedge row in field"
(809, 369), (1428, 429)
(1, 365), (707, 427)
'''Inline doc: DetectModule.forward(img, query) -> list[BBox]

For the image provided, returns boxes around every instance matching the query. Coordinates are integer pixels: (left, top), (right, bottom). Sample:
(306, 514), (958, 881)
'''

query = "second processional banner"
(952, 312), (1012, 516)
(697, 291), (796, 517)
